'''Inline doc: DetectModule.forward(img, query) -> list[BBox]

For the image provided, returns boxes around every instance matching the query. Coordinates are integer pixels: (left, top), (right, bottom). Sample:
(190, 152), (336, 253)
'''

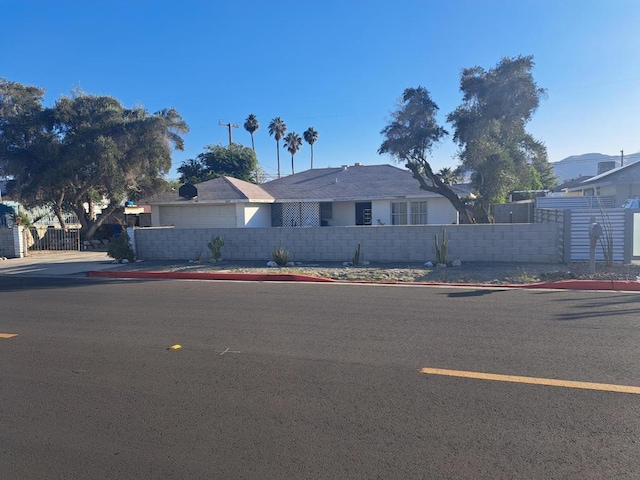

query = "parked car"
(621, 197), (640, 208)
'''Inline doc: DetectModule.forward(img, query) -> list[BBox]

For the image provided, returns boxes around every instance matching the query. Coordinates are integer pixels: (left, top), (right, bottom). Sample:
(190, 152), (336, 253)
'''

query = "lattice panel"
(280, 202), (320, 227)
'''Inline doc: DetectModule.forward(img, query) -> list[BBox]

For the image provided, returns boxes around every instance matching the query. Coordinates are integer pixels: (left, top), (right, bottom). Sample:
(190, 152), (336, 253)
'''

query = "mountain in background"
(551, 152), (640, 183)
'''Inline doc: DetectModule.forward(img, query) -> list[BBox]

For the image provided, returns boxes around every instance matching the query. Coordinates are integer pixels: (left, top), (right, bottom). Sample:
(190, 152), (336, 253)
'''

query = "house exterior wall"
(427, 198), (458, 224)
(134, 223), (561, 263)
(609, 185), (640, 205)
(270, 199), (456, 227)
(575, 184), (640, 206)
(156, 204), (237, 228)
(330, 202), (354, 226)
(239, 204), (271, 228)
(372, 200), (390, 225)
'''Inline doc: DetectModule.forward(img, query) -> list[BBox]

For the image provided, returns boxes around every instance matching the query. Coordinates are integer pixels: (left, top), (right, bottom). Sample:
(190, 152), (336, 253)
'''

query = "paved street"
(1, 276), (639, 479)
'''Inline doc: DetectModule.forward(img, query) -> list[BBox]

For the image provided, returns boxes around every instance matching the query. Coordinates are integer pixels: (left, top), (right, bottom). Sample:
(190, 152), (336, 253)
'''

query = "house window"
(391, 202), (408, 225)
(320, 202), (332, 225)
(410, 201), (428, 225)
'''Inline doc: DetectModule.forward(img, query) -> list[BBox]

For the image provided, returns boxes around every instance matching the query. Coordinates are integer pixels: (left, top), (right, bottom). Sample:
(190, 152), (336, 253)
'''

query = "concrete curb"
(86, 270), (640, 291)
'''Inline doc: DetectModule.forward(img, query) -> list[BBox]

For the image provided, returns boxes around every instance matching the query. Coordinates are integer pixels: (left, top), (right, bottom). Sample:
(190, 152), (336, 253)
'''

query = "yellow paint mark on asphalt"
(420, 367), (640, 395)
(0, 333), (18, 339)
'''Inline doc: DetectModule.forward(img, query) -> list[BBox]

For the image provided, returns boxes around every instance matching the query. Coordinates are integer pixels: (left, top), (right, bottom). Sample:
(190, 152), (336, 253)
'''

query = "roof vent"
(178, 183), (198, 199)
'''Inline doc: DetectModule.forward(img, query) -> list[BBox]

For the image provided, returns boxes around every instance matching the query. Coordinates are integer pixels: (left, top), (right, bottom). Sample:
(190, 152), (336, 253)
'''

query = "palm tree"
(437, 167), (460, 185)
(243, 114), (259, 151)
(283, 132), (302, 175)
(303, 127), (318, 169)
(268, 117), (287, 178)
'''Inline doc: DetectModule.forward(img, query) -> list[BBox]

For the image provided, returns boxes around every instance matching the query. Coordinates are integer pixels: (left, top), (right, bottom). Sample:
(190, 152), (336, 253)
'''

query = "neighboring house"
(566, 161), (640, 206)
(142, 164), (470, 228)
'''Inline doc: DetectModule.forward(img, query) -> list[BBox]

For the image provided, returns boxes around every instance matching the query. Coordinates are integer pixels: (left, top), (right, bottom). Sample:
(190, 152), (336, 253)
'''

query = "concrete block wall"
(0, 227), (24, 258)
(134, 223), (561, 264)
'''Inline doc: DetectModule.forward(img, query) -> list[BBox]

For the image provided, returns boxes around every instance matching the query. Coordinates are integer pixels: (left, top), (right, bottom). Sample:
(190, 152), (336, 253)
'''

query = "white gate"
(23, 226), (81, 254)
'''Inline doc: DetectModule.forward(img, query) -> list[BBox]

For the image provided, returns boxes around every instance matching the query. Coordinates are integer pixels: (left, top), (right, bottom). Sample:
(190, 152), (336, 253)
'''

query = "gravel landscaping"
(113, 259), (640, 285)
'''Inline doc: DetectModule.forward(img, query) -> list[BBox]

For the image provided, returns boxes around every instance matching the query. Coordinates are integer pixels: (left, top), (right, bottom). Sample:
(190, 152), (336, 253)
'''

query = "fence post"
(563, 209), (572, 263)
(12, 226), (25, 258)
(623, 209), (633, 264)
(127, 226), (136, 258)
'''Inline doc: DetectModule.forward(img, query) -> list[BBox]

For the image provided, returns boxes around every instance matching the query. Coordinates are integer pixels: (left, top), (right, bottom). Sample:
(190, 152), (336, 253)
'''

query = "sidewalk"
(0, 251), (124, 277)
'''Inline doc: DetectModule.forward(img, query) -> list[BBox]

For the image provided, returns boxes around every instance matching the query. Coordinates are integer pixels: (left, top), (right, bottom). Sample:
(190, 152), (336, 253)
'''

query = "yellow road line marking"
(0, 333), (18, 339)
(420, 367), (640, 395)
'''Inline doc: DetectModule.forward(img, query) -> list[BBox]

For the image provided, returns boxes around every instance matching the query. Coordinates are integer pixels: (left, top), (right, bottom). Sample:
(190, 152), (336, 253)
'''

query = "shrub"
(271, 247), (290, 266)
(107, 225), (135, 262)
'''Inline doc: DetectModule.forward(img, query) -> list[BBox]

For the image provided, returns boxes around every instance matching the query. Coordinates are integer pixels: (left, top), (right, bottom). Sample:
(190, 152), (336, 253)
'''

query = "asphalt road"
(1, 277), (639, 479)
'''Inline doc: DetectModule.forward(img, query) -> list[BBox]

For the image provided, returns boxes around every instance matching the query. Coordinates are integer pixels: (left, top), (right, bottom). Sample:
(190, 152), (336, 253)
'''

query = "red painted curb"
(87, 270), (335, 283)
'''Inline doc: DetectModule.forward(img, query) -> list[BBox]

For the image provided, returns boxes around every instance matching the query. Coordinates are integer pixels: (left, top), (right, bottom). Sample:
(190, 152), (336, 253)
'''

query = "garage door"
(159, 205), (236, 228)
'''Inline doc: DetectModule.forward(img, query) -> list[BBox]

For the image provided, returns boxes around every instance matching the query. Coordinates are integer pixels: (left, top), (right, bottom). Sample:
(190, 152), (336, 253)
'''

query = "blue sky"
(2, 0), (639, 180)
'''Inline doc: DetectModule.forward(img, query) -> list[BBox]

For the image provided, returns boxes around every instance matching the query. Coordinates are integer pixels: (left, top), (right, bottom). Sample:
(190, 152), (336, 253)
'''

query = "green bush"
(107, 226), (135, 262)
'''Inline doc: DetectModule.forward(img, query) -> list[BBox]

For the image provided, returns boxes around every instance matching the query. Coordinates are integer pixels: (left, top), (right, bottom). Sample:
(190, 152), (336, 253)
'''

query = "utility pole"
(621, 149), (624, 167)
(219, 121), (238, 146)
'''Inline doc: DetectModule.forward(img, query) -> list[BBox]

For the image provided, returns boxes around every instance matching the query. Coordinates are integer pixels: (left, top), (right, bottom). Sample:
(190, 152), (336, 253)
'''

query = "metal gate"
(23, 226), (81, 254)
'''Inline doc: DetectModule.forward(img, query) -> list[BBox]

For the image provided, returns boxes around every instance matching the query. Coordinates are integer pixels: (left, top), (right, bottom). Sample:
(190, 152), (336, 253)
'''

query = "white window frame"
(410, 201), (428, 225)
(391, 202), (408, 225)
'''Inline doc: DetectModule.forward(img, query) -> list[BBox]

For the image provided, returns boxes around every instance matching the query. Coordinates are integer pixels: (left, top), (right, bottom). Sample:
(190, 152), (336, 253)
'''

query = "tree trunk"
(53, 193), (68, 229)
(406, 163), (476, 224)
(276, 140), (281, 178)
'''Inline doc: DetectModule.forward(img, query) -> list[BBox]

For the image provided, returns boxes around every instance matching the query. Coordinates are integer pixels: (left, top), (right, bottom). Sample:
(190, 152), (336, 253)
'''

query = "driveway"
(0, 251), (122, 277)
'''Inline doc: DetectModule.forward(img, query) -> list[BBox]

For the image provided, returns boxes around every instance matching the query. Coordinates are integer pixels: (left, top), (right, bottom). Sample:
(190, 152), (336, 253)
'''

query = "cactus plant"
(435, 229), (448, 265)
(352, 242), (361, 265)
(207, 235), (224, 262)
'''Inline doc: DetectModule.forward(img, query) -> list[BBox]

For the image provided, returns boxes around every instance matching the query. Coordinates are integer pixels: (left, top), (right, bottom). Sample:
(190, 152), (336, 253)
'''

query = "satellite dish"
(178, 183), (198, 199)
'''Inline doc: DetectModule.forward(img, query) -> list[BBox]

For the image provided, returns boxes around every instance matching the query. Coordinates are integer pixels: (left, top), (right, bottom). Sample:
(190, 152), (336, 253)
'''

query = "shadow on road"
(0, 276), (154, 293)
(446, 289), (506, 298)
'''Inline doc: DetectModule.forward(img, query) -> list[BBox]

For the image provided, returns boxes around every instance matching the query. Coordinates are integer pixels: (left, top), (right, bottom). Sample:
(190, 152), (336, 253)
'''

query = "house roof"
(143, 164), (472, 204)
(261, 164), (471, 202)
(143, 176), (274, 204)
(568, 161), (640, 190)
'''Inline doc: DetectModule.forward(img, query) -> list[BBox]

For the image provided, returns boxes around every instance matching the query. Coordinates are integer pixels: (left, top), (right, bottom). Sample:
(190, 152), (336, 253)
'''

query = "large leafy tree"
(447, 55), (555, 221)
(243, 113), (259, 151)
(378, 86), (474, 223)
(268, 117), (287, 178)
(303, 127), (318, 169)
(177, 158), (209, 184)
(177, 143), (258, 184)
(0, 79), (188, 239)
(283, 132), (302, 175)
